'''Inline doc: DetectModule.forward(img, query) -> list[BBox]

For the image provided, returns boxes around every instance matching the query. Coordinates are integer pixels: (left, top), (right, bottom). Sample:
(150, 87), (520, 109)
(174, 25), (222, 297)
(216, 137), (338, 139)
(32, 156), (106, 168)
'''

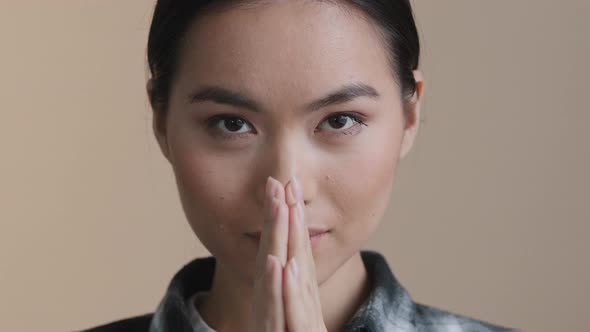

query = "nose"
(258, 134), (311, 206)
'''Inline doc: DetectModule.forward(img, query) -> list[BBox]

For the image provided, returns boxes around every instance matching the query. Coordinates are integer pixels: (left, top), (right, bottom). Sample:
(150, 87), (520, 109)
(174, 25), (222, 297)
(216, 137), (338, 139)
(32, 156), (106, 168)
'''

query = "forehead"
(172, 1), (397, 106)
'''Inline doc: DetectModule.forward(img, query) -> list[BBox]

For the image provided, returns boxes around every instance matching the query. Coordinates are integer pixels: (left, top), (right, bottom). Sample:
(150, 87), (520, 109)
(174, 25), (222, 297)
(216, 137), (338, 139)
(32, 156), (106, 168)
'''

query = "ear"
(147, 78), (171, 162)
(399, 70), (424, 160)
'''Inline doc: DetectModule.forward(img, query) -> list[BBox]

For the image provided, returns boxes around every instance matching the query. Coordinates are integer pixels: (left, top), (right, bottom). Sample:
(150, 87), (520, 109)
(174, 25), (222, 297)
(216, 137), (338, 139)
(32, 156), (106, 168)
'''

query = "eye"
(205, 112), (367, 140)
(207, 115), (254, 136)
(317, 112), (368, 134)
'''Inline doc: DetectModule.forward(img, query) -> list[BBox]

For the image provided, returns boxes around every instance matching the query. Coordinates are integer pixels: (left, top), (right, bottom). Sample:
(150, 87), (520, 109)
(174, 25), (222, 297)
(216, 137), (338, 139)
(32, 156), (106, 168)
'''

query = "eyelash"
(205, 112), (369, 140)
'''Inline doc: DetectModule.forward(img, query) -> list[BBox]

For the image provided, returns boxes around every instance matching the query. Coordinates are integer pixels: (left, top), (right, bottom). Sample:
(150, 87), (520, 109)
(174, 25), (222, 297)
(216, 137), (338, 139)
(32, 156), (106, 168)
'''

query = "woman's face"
(151, 1), (420, 284)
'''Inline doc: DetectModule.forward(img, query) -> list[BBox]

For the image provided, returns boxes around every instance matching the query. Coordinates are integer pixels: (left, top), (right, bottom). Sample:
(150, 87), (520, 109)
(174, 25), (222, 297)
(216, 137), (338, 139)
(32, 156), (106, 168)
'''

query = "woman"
(84, 0), (519, 331)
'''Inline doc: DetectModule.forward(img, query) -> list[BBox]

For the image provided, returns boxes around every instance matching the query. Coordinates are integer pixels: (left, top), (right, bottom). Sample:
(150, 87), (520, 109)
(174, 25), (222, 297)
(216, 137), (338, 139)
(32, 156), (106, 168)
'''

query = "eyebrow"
(187, 82), (380, 112)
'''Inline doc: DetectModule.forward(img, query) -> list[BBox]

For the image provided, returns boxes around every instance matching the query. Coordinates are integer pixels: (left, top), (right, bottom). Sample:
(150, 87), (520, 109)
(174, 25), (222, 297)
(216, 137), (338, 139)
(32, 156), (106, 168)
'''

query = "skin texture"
(148, 1), (423, 331)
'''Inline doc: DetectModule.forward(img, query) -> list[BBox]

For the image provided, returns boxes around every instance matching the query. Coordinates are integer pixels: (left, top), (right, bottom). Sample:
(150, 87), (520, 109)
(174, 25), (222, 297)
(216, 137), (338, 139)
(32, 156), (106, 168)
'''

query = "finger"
(250, 254), (284, 332)
(255, 176), (287, 277)
(285, 176), (310, 283)
(286, 176), (316, 286)
(285, 176), (323, 320)
(283, 256), (306, 332)
(284, 177), (327, 332)
(252, 178), (287, 332)
(266, 254), (285, 331)
(266, 177), (289, 267)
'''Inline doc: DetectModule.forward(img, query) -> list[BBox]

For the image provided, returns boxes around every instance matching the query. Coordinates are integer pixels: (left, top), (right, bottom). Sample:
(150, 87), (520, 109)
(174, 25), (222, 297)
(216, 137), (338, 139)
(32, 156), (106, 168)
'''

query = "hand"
(250, 176), (328, 332)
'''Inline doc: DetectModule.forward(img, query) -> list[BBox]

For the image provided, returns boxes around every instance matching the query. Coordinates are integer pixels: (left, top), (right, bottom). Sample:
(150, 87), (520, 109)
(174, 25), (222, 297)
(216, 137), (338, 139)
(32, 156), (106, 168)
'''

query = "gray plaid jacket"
(82, 250), (521, 332)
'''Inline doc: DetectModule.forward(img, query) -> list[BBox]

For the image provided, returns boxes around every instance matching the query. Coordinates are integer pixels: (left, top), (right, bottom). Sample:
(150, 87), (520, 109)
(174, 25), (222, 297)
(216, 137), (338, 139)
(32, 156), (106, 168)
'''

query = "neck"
(320, 251), (370, 331)
(197, 251), (370, 332)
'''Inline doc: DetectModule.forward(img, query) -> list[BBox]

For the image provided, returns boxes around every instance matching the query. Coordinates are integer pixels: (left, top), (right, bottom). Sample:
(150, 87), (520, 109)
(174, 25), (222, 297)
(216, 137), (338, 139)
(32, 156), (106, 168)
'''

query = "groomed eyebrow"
(187, 82), (380, 112)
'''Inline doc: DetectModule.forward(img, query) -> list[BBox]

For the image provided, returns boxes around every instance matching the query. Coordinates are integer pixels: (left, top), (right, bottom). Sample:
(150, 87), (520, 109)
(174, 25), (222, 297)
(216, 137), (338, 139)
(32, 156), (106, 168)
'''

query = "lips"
(246, 227), (330, 239)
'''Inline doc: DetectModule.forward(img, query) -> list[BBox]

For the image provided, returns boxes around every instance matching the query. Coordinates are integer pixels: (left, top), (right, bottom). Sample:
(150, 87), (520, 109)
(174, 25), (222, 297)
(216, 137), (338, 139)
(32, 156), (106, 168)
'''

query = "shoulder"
(412, 303), (521, 332)
(78, 313), (154, 332)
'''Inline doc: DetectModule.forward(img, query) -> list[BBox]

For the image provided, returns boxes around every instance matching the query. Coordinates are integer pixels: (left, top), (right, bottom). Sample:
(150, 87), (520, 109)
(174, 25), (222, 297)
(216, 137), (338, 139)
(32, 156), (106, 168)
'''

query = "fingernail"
(266, 177), (272, 202)
(265, 177), (274, 221)
(266, 254), (274, 275)
(286, 178), (297, 206)
(266, 176), (277, 202)
(297, 201), (305, 222)
(271, 197), (280, 221)
(289, 257), (298, 278)
(291, 175), (303, 202)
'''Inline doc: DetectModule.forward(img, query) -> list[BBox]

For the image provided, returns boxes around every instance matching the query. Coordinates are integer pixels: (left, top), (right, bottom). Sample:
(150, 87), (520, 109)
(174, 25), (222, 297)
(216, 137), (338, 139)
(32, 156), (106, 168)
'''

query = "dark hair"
(147, 0), (420, 118)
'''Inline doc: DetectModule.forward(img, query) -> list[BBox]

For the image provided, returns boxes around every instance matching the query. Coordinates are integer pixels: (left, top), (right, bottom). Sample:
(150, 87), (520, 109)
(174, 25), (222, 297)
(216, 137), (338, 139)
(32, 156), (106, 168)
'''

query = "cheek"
(172, 152), (263, 281)
(337, 147), (397, 220)
(168, 132), (251, 247)
(327, 121), (403, 243)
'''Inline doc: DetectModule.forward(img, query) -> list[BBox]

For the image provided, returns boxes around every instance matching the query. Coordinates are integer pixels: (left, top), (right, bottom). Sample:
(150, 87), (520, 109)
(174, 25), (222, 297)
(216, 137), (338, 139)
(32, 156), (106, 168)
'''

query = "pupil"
(225, 118), (244, 132)
(328, 115), (347, 129)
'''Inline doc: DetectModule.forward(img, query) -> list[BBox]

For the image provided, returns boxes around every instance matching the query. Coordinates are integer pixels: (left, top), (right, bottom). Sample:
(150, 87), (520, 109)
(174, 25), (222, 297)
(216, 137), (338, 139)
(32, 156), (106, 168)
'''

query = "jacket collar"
(149, 250), (415, 332)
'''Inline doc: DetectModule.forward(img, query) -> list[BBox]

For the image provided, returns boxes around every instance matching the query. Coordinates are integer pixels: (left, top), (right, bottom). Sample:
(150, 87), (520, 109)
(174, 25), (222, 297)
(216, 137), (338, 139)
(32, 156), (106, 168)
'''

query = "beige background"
(1, 1), (588, 331)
